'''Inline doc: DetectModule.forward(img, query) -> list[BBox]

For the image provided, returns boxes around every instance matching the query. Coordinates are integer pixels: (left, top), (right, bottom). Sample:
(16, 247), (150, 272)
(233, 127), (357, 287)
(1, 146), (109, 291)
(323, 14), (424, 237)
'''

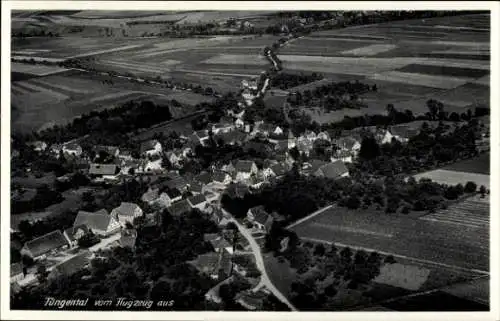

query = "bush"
(464, 181), (477, 193)
(384, 255), (396, 264)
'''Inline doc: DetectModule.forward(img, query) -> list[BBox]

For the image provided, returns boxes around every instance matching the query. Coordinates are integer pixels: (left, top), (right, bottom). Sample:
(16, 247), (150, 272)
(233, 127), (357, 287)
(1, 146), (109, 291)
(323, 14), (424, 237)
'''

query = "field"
(414, 169), (490, 189)
(11, 69), (213, 133)
(441, 153), (490, 175)
(274, 13), (490, 120)
(290, 204), (489, 272)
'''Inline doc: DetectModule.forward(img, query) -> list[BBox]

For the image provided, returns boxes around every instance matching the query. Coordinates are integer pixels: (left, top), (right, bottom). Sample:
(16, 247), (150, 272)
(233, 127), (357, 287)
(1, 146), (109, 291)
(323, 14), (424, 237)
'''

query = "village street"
(221, 208), (297, 311)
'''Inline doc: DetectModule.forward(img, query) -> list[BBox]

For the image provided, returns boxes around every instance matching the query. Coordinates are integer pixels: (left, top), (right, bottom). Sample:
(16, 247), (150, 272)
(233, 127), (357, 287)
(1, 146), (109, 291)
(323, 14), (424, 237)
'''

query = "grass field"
(414, 169), (490, 189)
(290, 205), (489, 272)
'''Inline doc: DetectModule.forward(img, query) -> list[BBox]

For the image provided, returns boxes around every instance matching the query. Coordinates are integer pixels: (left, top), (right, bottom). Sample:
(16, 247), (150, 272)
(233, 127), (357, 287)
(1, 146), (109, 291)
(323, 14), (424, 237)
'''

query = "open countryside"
(9, 9), (491, 313)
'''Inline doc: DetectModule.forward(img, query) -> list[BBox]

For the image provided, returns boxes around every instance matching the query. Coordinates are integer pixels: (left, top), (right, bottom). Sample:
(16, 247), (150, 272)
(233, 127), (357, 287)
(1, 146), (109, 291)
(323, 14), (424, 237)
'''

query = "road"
(222, 209), (297, 311)
(286, 204), (333, 229)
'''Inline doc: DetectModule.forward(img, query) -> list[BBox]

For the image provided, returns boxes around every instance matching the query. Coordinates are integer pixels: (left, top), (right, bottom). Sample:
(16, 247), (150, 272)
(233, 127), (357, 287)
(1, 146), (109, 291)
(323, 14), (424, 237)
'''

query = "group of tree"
(36, 99), (173, 146)
(288, 80), (374, 111)
(270, 72), (324, 90)
(11, 184), (64, 215)
(355, 121), (479, 177)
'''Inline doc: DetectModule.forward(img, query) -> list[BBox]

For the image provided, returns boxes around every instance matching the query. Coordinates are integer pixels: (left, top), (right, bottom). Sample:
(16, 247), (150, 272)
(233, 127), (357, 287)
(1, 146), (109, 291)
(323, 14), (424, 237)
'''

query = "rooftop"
(23, 230), (68, 258)
(74, 209), (113, 231)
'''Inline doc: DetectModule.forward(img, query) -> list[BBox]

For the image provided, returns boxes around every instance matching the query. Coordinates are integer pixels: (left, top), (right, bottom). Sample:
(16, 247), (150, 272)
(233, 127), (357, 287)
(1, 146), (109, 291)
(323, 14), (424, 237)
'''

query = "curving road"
(222, 209), (297, 311)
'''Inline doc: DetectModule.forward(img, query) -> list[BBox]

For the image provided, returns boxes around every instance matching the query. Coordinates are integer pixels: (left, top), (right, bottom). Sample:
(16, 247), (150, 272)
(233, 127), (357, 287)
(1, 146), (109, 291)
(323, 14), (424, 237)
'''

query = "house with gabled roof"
(389, 125), (420, 143)
(74, 209), (121, 237)
(63, 224), (91, 248)
(270, 163), (289, 178)
(188, 248), (233, 281)
(205, 275), (236, 304)
(187, 194), (209, 212)
(204, 233), (234, 254)
(89, 163), (120, 182)
(21, 230), (70, 260)
(140, 139), (162, 157)
(212, 170), (232, 186)
(246, 206), (274, 233)
(166, 199), (191, 217)
(111, 202), (143, 226)
(234, 160), (258, 182)
(314, 160), (349, 180)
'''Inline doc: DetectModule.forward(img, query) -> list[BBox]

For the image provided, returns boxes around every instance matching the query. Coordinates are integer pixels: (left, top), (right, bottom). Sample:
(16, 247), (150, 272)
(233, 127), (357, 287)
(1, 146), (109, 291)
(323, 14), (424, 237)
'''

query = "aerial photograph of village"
(8, 9), (490, 312)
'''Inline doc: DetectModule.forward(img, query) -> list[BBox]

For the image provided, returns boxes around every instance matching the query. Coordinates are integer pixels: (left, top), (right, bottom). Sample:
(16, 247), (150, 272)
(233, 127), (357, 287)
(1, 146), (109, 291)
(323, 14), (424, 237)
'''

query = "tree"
(479, 185), (487, 197)
(313, 243), (326, 257)
(36, 265), (49, 283)
(464, 181), (477, 193)
(77, 231), (100, 248)
(359, 136), (380, 160)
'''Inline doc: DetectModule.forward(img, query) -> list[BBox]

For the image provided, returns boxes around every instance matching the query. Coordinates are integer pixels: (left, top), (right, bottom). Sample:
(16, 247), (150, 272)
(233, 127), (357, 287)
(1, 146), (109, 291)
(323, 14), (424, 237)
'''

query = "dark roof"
(167, 199), (191, 216)
(316, 161), (349, 179)
(188, 194), (207, 206)
(271, 163), (288, 176)
(189, 180), (203, 193)
(113, 202), (141, 217)
(196, 171), (213, 185)
(212, 171), (229, 183)
(74, 209), (113, 231)
(217, 130), (246, 144)
(63, 143), (81, 151)
(249, 206), (270, 224)
(235, 160), (256, 173)
(189, 249), (232, 276)
(11, 263), (23, 277)
(140, 139), (160, 153)
(164, 188), (182, 199)
(63, 225), (90, 242)
(24, 230), (68, 258)
(204, 233), (220, 242)
(89, 164), (118, 176)
(308, 159), (328, 173)
(52, 251), (92, 276)
(163, 176), (189, 191)
(335, 136), (360, 150)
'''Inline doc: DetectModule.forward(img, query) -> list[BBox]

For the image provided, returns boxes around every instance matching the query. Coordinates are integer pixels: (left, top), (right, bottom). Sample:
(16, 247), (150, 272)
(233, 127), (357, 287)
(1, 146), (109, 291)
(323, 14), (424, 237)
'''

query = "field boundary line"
(286, 204), (334, 229)
(300, 237), (489, 276)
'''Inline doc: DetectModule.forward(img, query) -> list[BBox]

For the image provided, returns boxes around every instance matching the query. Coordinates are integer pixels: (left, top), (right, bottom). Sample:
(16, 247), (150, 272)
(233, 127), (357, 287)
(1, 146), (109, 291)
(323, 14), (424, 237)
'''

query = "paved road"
(222, 209), (297, 311)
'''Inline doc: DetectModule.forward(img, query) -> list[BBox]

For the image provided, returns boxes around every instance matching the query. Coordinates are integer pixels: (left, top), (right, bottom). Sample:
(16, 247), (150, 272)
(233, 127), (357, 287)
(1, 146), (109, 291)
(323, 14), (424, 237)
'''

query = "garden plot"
(341, 44), (398, 56)
(374, 263), (431, 291)
(13, 81), (69, 101)
(201, 54), (268, 65)
(368, 71), (471, 89)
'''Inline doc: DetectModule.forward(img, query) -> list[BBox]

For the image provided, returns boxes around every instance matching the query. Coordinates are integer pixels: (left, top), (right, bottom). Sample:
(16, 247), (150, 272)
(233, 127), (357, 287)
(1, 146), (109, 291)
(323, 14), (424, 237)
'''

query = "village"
(8, 9), (492, 312)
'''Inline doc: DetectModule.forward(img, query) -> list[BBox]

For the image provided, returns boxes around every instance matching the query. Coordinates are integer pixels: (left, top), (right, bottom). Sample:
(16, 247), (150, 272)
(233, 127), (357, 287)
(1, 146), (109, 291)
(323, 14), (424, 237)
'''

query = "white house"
(234, 160), (258, 182)
(140, 139), (162, 157)
(62, 143), (83, 157)
(111, 202), (143, 226)
(157, 189), (183, 208)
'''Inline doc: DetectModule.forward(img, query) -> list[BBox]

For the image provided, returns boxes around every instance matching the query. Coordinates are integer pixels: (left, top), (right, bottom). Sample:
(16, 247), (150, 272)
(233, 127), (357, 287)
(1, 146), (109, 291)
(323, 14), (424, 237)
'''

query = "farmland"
(290, 205), (489, 272)
(413, 169), (490, 189)
(273, 13), (490, 122)
(11, 68), (212, 133)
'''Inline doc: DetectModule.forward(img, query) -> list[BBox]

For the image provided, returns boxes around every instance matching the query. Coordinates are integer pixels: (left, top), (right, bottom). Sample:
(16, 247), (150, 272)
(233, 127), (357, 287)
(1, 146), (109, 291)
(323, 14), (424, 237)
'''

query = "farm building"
(247, 206), (274, 233)
(188, 248), (233, 281)
(111, 202), (143, 226)
(120, 228), (138, 249)
(21, 230), (70, 260)
(140, 139), (162, 157)
(49, 251), (93, 280)
(314, 160), (349, 179)
(234, 160), (258, 182)
(73, 209), (121, 237)
(187, 194), (209, 212)
(89, 164), (120, 181)
(166, 199), (191, 217)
